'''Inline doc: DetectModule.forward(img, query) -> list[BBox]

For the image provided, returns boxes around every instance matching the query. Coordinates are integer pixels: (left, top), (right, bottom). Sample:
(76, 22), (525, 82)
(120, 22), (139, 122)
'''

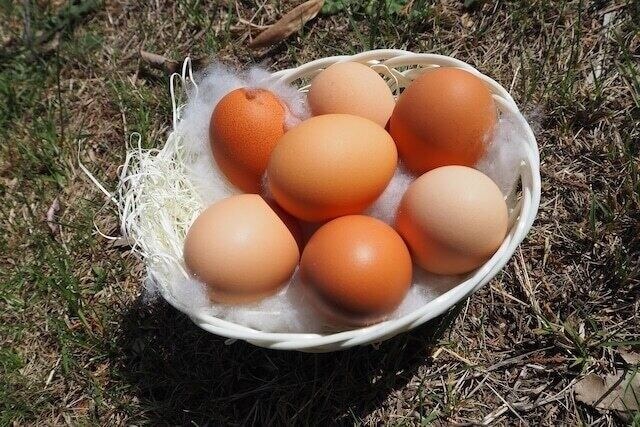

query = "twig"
(46, 198), (60, 235)
(481, 404), (509, 425)
(237, 18), (270, 30)
(139, 50), (180, 74)
(22, 0), (33, 50)
(486, 383), (526, 424)
(139, 50), (207, 75)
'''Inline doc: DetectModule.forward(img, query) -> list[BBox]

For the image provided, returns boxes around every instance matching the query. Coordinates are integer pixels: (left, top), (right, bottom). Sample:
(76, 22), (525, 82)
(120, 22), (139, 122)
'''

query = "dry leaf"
(460, 13), (475, 29)
(46, 198), (60, 235)
(620, 350), (640, 365)
(574, 370), (640, 413)
(110, 237), (135, 248)
(249, 0), (324, 48)
(140, 50), (180, 74)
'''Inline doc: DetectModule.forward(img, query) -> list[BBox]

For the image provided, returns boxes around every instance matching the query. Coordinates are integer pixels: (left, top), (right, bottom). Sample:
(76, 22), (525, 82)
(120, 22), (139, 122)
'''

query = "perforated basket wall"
(146, 49), (541, 353)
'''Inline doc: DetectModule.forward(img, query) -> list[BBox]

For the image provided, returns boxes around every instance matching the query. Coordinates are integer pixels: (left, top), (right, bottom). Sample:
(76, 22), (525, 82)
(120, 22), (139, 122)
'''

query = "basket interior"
(125, 51), (540, 351)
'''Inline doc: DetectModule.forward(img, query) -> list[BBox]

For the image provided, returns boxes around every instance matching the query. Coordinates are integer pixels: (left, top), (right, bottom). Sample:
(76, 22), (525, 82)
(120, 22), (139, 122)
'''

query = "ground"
(1, 0), (639, 425)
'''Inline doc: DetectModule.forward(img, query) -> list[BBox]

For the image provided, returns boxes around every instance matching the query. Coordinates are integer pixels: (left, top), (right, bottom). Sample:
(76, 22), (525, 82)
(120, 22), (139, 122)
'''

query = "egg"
(300, 215), (412, 326)
(183, 194), (299, 304)
(307, 62), (395, 127)
(210, 88), (286, 193)
(389, 68), (497, 175)
(267, 114), (397, 222)
(265, 198), (305, 250)
(395, 166), (508, 275)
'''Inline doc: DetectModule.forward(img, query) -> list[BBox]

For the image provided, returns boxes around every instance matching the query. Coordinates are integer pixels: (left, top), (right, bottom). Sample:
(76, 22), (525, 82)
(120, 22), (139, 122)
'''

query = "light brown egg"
(389, 68), (497, 175)
(267, 114), (397, 222)
(308, 62), (395, 127)
(210, 88), (286, 193)
(395, 166), (508, 275)
(183, 194), (299, 304)
(300, 215), (412, 326)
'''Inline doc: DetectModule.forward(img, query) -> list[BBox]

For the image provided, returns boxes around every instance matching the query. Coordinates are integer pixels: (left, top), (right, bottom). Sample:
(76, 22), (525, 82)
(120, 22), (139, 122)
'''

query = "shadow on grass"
(116, 298), (463, 425)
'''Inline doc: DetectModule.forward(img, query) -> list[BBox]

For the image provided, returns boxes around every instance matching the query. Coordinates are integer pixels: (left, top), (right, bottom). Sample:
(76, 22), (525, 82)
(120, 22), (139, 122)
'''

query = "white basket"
(149, 49), (541, 353)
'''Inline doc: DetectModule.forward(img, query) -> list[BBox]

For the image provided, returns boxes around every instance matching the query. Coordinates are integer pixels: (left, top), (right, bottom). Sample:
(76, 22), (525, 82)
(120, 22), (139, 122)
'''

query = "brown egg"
(300, 215), (412, 326)
(267, 114), (397, 222)
(389, 68), (497, 175)
(395, 166), (508, 275)
(308, 62), (395, 127)
(265, 199), (305, 250)
(183, 194), (299, 304)
(210, 88), (286, 193)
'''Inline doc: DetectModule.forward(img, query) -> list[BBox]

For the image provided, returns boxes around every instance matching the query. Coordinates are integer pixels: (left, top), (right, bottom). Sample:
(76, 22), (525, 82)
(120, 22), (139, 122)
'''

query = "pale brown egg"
(300, 215), (412, 326)
(308, 62), (395, 127)
(395, 166), (508, 275)
(267, 114), (397, 222)
(389, 68), (497, 175)
(210, 88), (286, 193)
(183, 194), (299, 304)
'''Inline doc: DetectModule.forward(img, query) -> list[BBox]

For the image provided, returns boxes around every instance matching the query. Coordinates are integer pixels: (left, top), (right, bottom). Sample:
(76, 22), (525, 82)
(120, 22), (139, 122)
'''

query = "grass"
(1, 0), (639, 425)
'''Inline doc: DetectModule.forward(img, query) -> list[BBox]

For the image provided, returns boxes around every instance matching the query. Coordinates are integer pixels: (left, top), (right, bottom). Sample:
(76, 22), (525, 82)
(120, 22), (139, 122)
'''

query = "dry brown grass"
(1, 0), (638, 425)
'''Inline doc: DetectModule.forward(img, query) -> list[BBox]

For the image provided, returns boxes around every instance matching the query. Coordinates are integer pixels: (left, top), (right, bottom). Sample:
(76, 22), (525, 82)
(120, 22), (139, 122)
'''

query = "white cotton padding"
(171, 275), (210, 309)
(387, 264), (465, 320)
(202, 269), (326, 333)
(141, 273), (160, 304)
(476, 110), (528, 196)
(151, 64), (526, 333)
(365, 165), (414, 225)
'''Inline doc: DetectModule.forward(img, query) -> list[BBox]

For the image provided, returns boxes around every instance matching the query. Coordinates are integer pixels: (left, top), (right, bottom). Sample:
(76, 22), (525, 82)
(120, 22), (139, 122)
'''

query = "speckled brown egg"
(183, 194), (299, 304)
(389, 68), (497, 175)
(300, 215), (412, 326)
(395, 166), (508, 275)
(267, 114), (397, 222)
(210, 88), (286, 193)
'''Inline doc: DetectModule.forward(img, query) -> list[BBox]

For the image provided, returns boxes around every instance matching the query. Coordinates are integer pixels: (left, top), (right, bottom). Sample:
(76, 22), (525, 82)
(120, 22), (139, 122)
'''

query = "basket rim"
(154, 49), (541, 352)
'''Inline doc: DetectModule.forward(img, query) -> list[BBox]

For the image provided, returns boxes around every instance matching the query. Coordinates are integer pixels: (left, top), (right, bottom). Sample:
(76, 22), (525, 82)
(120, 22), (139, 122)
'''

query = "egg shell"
(300, 215), (412, 326)
(210, 88), (286, 193)
(389, 68), (497, 174)
(265, 198), (305, 250)
(267, 114), (398, 222)
(183, 194), (300, 304)
(308, 62), (395, 127)
(395, 166), (508, 275)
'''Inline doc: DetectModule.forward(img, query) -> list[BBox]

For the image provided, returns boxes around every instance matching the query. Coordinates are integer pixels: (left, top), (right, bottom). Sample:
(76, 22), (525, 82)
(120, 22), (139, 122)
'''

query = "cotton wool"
(476, 111), (529, 197)
(142, 64), (527, 333)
